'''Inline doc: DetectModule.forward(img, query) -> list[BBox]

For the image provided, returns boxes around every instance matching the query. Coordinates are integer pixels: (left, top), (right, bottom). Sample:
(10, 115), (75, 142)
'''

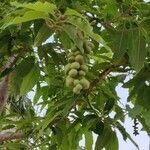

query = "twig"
(89, 65), (117, 91)
(0, 132), (25, 142)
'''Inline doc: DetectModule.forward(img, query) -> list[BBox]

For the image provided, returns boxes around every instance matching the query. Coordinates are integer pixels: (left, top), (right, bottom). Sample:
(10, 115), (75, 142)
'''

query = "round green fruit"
(73, 87), (80, 94)
(68, 56), (75, 62)
(79, 70), (86, 76)
(67, 52), (74, 58)
(87, 41), (94, 49)
(73, 79), (80, 86)
(73, 84), (83, 94)
(83, 41), (94, 53)
(68, 69), (78, 77)
(80, 65), (88, 72)
(64, 63), (71, 74)
(80, 78), (90, 89)
(75, 84), (83, 90)
(70, 62), (80, 69)
(66, 77), (74, 87)
(75, 55), (84, 64)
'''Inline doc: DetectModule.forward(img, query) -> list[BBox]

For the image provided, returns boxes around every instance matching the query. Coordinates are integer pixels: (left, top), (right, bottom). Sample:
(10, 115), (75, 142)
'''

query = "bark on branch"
(0, 132), (25, 142)
(89, 65), (117, 91)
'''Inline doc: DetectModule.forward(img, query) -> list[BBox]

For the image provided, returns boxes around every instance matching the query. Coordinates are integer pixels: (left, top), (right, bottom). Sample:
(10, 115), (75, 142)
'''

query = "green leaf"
(34, 23), (53, 46)
(116, 122), (139, 150)
(110, 30), (130, 59)
(143, 110), (150, 128)
(12, 10), (47, 25)
(15, 56), (35, 77)
(11, 1), (56, 14)
(129, 105), (143, 118)
(105, 131), (118, 150)
(85, 131), (93, 150)
(63, 24), (84, 52)
(95, 126), (118, 150)
(65, 8), (87, 21)
(128, 30), (147, 72)
(137, 84), (150, 109)
(37, 110), (62, 139)
(20, 64), (40, 95)
(66, 17), (111, 51)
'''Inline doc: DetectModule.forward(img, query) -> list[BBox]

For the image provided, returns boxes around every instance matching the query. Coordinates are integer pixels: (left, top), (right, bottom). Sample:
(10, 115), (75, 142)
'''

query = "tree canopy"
(0, 0), (150, 149)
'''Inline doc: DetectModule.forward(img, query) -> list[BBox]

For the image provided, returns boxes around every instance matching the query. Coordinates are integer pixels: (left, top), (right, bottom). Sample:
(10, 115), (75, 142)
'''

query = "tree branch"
(0, 132), (25, 142)
(89, 65), (117, 91)
(0, 52), (22, 74)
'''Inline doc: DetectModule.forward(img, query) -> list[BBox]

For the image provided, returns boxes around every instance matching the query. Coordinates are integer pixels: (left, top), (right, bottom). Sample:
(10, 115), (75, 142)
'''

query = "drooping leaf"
(95, 126), (118, 150)
(20, 64), (40, 95)
(34, 23), (53, 46)
(11, 1), (56, 14)
(128, 30), (147, 72)
(12, 11), (47, 25)
(85, 131), (93, 150)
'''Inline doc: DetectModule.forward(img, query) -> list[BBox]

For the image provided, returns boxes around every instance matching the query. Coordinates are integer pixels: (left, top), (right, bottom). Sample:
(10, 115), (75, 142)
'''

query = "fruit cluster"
(65, 50), (90, 94)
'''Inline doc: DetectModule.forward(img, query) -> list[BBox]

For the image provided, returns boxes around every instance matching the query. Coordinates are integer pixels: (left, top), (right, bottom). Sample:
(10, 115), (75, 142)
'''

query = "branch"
(0, 52), (22, 74)
(0, 132), (25, 142)
(89, 65), (117, 91)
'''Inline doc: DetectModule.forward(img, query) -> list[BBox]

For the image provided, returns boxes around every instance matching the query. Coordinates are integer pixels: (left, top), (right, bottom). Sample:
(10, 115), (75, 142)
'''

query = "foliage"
(0, 0), (150, 149)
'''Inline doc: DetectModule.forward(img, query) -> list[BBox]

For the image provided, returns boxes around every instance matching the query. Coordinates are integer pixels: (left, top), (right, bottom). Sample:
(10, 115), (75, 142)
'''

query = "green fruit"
(68, 69), (78, 77)
(85, 44), (91, 53)
(88, 41), (94, 49)
(79, 70), (86, 76)
(70, 62), (80, 69)
(68, 56), (75, 62)
(73, 84), (83, 94)
(80, 78), (90, 89)
(80, 65), (88, 72)
(64, 63), (71, 74)
(83, 41), (94, 53)
(76, 84), (83, 90)
(74, 51), (80, 56)
(73, 87), (80, 94)
(75, 55), (84, 64)
(67, 52), (74, 58)
(66, 77), (74, 87)
(74, 79), (80, 86)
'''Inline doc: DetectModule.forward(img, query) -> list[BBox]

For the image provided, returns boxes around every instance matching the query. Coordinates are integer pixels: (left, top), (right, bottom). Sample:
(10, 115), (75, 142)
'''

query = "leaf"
(15, 56), (35, 77)
(62, 24), (84, 52)
(143, 110), (150, 128)
(11, 1), (56, 14)
(128, 30), (147, 72)
(129, 105), (143, 118)
(65, 8), (87, 21)
(116, 122), (140, 150)
(105, 131), (118, 150)
(37, 110), (62, 139)
(85, 131), (93, 150)
(103, 98), (115, 114)
(34, 23), (53, 46)
(137, 84), (150, 109)
(20, 64), (40, 95)
(66, 17), (111, 51)
(110, 30), (130, 59)
(12, 11), (47, 25)
(95, 126), (118, 150)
